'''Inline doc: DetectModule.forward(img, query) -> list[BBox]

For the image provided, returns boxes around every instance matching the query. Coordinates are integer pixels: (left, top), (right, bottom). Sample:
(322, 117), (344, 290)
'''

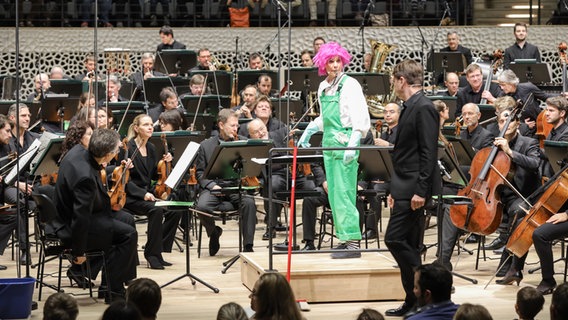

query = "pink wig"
(312, 42), (351, 76)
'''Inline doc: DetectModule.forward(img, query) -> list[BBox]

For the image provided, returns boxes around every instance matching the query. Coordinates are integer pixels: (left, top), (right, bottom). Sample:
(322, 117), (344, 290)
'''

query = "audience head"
(249, 272), (302, 320)
(453, 303), (492, 320)
(313, 42), (351, 76)
(249, 53), (264, 70)
(413, 263), (453, 307)
(313, 36), (326, 54)
(551, 282), (568, 320)
(216, 302), (249, 320)
(356, 308), (384, 320)
(102, 300), (142, 320)
(126, 278), (162, 320)
(42, 292), (79, 320)
(300, 49), (314, 67)
(515, 286), (544, 320)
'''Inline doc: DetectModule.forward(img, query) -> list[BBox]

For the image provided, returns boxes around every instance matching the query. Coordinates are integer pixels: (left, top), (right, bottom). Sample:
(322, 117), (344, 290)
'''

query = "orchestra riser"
(240, 251), (405, 303)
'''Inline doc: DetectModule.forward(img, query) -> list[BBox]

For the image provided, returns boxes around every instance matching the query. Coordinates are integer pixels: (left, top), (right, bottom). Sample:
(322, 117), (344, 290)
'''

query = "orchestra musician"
(441, 72), (460, 97)
(248, 53), (264, 70)
(238, 96), (285, 137)
(298, 42), (371, 259)
(374, 103), (400, 147)
(256, 75), (279, 98)
(503, 23), (541, 70)
(460, 103), (496, 152)
(130, 53), (164, 102)
(148, 87), (184, 124)
(49, 66), (70, 80)
(26, 73), (53, 102)
(98, 75), (127, 106)
(156, 25), (186, 52)
(455, 63), (503, 118)
(440, 32), (473, 66)
(74, 54), (99, 81)
(191, 48), (215, 72)
(158, 109), (185, 132)
(194, 109), (258, 255)
(383, 59), (439, 317)
(301, 50), (314, 68)
(123, 114), (181, 269)
(232, 85), (258, 119)
(54, 129), (137, 302)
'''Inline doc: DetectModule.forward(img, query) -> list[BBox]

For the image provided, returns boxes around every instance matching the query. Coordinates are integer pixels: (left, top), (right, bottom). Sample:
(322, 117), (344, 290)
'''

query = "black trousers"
(196, 189), (257, 246)
(125, 199), (181, 256)
(301, 187), (328, 242)
(384, 199), (425, 305)
(264, 174), (315, 227)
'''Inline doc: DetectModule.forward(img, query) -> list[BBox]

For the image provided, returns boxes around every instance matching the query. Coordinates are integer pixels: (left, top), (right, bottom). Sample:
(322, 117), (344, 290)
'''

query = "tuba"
(367, 39), (397, 118)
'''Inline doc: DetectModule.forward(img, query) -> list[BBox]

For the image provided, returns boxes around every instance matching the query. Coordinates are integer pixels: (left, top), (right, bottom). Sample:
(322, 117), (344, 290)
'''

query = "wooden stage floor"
(0, 207), (560, 319)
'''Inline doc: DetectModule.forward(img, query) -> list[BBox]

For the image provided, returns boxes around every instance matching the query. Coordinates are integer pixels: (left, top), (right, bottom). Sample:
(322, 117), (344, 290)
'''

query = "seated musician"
(26, 73), (54, 102)
(75, 107), (113, 130)
(441, 72), (460, 97)
(460, 103), (495, 152)
(194, 109), (257, 255)
(248, 53), (264, 70)
(191, 48), (215, 72)
(301, 50), (314, 68)
(156, 25), (186, 52)
(540, 96), (568, 178)
(123, 114), (182, 269)
(455, 63), (503, 118)
(157, 109), (185, 132)
(49, 66), (71, 80)
(148, 87), (183, 123)
(179, 74), (211, 98)
(480, 98), (541, 268)
(54, 129), (137, 302)
(247, 118), (315, 241)
(130, 53), (164, 102)
(257, 75), (279, 98)
(238, 96), (285, 137)
(374, 103), (399, 147)
(232, 85), (258, 119)
(486, 70), (554, 137)
(73, 54), (99, 81)
(98, 75), (127, 106)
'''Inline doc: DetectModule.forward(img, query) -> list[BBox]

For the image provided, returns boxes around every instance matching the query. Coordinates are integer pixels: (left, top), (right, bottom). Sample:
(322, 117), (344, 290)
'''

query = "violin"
(506, 167), (568, 258)
(154, 134), (172, 200)
(108, 138), (131, 211)
(449, 103), (522, 235)
(40, 173), (58, 186)
(187, 166), (197, 185)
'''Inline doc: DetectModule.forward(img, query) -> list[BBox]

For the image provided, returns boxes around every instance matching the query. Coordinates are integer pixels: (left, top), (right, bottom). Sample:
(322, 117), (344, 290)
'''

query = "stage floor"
(0, 206), (559, 319)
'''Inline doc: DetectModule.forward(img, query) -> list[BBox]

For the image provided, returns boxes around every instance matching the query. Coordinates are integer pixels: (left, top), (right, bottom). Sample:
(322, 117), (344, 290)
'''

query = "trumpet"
(210, 55), (230, 71)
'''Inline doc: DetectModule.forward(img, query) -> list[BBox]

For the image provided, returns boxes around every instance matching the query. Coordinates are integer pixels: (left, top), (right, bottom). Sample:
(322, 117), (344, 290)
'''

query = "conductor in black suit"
(384, 60), (440, 317)
(54, 129), (137, 301)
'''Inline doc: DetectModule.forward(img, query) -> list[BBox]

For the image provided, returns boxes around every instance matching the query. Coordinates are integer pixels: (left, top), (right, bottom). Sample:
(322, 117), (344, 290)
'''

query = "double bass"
(449, 104), (522, 235)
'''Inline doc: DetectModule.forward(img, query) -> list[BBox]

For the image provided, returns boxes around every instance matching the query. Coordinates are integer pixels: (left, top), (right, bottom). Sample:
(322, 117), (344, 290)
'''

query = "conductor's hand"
(73, 256), (86, 265)
(411, 194), (425, 211)
(144, 192), (156, 201)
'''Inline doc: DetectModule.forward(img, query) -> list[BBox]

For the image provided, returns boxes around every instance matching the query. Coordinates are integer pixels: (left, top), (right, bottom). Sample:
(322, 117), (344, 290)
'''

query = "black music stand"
(428, 96), (458, 123)
(1, 75), (21, 100)
(509, 62), (552, 84)
(149, 131), (207, 167)
(445, 136), (476, 167)
(160, 141), (219, 293)
(236, 70), (279, 93)
(429, 52), (467, 78)
(478, 104), (496, 123)
(347, 73), (391, 97)
(144, 77), (191, 104)
(203, 139), (273, 273)
(101, 101), (146, 111)
(112, 109), (145, 137)
(30, 137), (64, 177)
(357, 146), (394, 181)
(189, 70), (233, 96)
(155, 49), (197, 76)
(287, 67), (320, 92)
(49, 79), (83, 97)
(183, 113), (215, 137)
(42, 94), (80, 132)
(182, 95), (230, 115)
(269, 98), (303, 122)
(544, 140), (568, 173)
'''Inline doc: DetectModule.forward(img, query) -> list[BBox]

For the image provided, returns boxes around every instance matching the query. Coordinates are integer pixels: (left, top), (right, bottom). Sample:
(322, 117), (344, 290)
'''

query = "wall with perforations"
(1, 26), (567, 97)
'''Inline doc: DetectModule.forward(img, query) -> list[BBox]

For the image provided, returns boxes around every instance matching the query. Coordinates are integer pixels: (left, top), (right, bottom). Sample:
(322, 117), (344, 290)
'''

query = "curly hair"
(59, 120), (93, 163)
(312, 42), (351, 76)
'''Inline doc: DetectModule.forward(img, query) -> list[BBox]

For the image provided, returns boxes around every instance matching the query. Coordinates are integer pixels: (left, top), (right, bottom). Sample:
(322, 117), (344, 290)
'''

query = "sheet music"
(165, 141), (200, 189)
(5, 139), (42, 186)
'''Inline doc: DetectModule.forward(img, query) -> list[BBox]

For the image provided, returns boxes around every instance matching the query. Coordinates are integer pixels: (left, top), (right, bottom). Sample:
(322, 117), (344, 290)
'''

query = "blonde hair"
(127, 114), (152, 141)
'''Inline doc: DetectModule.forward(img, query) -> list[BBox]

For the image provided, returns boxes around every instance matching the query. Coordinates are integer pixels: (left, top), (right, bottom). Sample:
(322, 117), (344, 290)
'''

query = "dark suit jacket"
(54, 145), (113, 255)
(505, 134), (541, 198)
(238, 117), (286, 138)
(440, 44), (473, 65)
(391, 92), (440, 200)
(125, 139), (159, 200)
(460, 124), (494, 151)
(455, 82), (503, 117)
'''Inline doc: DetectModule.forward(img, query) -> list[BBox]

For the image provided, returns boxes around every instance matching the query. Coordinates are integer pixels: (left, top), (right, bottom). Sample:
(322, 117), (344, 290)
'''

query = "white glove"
(298, 122), (319, 148)
(343, 131), (362, 165)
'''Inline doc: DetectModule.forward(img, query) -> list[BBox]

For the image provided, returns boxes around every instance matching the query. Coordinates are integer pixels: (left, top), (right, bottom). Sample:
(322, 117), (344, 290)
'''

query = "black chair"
(196, 205), (239, 258)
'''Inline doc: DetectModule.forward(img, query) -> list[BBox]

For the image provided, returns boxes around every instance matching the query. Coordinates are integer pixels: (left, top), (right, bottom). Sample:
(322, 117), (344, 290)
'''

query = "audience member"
(102, 301), (142, 320)
(309, 1), (337, 26)
(126, 278), (162, 320)
(550, 282), (568, 320)
(249, 272), (303, 320)
(515, 286), (544, 320)
(356, 308), (384, 320)
(453, 303), (492, 320)
(217, 302), (249, 320)
(406, 263), (459, 319)
(42, 292), (79, 320)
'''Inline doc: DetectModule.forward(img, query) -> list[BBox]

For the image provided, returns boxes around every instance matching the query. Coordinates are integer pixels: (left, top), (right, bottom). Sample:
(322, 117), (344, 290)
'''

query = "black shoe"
(496, 270), (523, 286)
(67, 269), (94, 288)
(464, 234), (479, 244)
(19, 251), (30, 265)
(262, 229), (276, 240)
(361, 229), (377, 240)
(243, 244), (254, 252)
(536, 280), (557, 295)
(145, 256), (165, 270)
(302, 241), (315, 251)
(385, 302), (414, 317)
(495, 259), (512, 277)
(274, 223), (288, 232)
(484, 237), (506, 250)
(0, 265), (6, 270)
(103, 289), (126, 304)
(209, 226), (223, 256)
(330, 242), (361, 259)
(493, 246), (505, 255)
(157, 255), (172, 267)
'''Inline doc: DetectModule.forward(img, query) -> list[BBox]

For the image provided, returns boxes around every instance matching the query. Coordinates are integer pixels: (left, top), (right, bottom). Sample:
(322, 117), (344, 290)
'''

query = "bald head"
(248, 118), (268, 139)
(461, 103), (481, 129)
(445, 72), (459, 96)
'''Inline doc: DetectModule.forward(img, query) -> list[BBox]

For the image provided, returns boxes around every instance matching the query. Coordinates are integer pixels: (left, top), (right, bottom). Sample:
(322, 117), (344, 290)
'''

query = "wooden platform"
(240, 251), (405, 303)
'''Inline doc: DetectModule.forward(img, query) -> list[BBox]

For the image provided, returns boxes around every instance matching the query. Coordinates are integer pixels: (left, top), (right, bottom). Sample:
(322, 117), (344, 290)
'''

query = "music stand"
(236, 70), (279, 93)
(509, 62), (552, 84)
(286, 67), (321, 92)
(347, 73), (391, 96)
(42, 94), (80, 132)
(428, 96), (458, 122)
(445, 135), (476, 166)
(30, 136), (64, 176)
(478, 104), (496, 123)
(183, 113), (215, 137)
(155, 49), (197, 76)
(438, 144), (468, 187)
(544, 140), (568, 173)
(182, 95), (230, 115)
(357, 146), (394, 181)
(112, 109), (146, 136)
(203, 139), (273, 272)
(49, 79), (83, 97)
(149, 131), (207, 167)
(160, 141), (219, 293)
(189, 70), (233, 96)
(429, 52), (467, 76)
(1, 75), (21, 100)
(269, 98), (303, 122)
(144, 77), (191, 104)
(102, 101), (146, 111)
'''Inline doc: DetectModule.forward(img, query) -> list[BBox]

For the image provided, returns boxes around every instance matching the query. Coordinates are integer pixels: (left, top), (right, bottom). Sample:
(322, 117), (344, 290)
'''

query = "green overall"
(320, 76), (361, 241)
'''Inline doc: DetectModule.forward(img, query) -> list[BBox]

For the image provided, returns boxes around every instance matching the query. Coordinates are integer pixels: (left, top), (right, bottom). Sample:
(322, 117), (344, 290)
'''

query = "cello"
(154, 133), (172, 200)
(449, 103), (523, 235)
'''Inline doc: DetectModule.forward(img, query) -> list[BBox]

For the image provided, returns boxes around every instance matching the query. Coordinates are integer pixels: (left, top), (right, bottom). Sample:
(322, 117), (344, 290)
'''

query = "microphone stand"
(358, 0), (375, 61)
(416, 25), (429, 90)
(426, 3), (450, 88)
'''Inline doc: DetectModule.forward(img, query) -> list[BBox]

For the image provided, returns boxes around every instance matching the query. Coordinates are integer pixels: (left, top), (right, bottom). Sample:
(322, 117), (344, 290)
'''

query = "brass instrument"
(559, 42), (568, 93)
(211, 55), (231, 71)
(367, 39), (397, 118)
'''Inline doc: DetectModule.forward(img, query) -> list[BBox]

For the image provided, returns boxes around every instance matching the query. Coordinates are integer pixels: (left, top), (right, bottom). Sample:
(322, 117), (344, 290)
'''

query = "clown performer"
(298, 42), (370, 259)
